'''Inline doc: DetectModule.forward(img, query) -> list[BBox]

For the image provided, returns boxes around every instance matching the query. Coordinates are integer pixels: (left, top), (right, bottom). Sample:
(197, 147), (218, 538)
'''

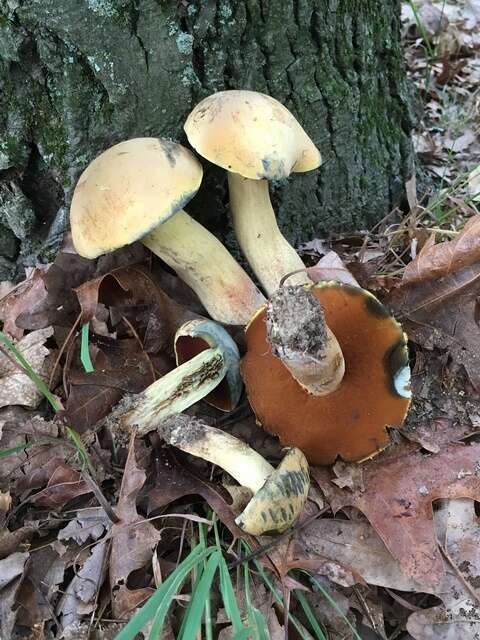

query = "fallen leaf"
(402, 215), (480, 283)
(468, 165), (480, 201)
(0, 409), (59, 485)
(401, 418), (478, 453)
(407, 499), (480, 639)
(0, 268), (49, 339)
(300, 517), (427, 592)
(65, 336), (158, 432)
(312, 443), (480, 586)
(110, 436), (160, 618)
(25, 460), (91, 509)
(10, 235), (148, 336)
(15, 545), (68, 628)
(58, 507), (110, 544)
(0, 327), (55, 409)
(307, 251), (360, 287)
(57, 540), (108, 631)
(74, 265), (195, 338)
(302, 580), (356, 640)
(147, 447), (244, 538)
(388, 261), (480, 389)
(0, 552), (29, 638)
(444, 129), (477, 152)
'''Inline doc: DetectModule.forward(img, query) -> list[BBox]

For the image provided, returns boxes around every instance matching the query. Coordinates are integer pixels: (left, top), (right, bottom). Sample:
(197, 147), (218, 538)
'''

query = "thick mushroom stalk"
(228, 175), (311, 294)
(159, 415), (310, 535)
(70, 137), (265, 325)
(109, 320), (242, 435)
(265, 286), (345, 395)
(142, 211), (265, 324)
(184, 90), (321, 296)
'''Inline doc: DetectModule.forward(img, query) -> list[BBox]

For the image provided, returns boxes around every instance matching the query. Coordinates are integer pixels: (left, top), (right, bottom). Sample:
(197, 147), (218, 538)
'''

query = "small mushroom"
(241, 281), (411, 465)
(70, 137), (265, 325)
(114, 320), (241, 435)
(159, 414), (310, 535)
(184, 90), (321, 295)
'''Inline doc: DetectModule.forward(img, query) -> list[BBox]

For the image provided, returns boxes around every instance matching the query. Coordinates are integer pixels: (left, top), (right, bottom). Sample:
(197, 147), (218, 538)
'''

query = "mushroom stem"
(142, 209), (265, 325)
(112, 347), (228, 436)
(266, 286), (345, 396)
(160, 415), (274, 493)
(228, 173), (312, 296)
(159, 415), (310, 535)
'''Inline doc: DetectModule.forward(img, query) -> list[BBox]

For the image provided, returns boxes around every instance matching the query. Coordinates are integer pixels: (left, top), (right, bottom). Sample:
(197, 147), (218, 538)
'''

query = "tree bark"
(0, 0), (414, 279)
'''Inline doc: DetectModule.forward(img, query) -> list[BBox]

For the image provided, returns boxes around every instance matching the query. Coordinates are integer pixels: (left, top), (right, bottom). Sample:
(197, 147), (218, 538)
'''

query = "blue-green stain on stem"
(80, 322), (95, 373)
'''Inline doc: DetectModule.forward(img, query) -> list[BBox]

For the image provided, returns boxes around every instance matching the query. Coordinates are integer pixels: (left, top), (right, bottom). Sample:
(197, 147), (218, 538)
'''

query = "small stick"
(228, 507), (328, 570)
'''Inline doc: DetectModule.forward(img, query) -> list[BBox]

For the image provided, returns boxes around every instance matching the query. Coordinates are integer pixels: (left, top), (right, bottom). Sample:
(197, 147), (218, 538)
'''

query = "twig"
(353, 585), (388, 640)
(81, 469), (119, 524)
(48, 312), (81, 388)
(228, 507), (328, 570)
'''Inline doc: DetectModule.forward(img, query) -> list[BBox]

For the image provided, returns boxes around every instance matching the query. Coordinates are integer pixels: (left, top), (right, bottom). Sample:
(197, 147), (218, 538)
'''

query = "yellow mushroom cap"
(184, 90), (321, 180)
(70, 138), (203, 259)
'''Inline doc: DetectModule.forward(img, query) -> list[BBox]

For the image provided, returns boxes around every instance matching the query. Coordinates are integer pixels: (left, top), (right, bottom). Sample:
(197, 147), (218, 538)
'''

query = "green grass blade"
(65, 426), (96, 476)
(80, 322), (94, 373)
(243, 557), (269, 640)
(240, 542), (324, 640)
(115, 544), (212, 640)
(0, 331), (58, 411)
(249, 608), (270, 640)
(218, 555), (244, 633)
(295, 590), (327, 640)
(0, 443), (33, 459)
(231, 629), (255, 640)
(178, 551), (221, 640)
(307, 574), (362, 640)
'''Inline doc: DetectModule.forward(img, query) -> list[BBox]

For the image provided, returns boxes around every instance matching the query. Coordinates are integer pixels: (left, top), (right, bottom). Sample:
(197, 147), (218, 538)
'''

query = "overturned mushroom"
(185, 90), (321, 295)
(242, 282), (411, 465)
(160, 414), (310, 535)
(175, 319), (242, 411)
(70, 137), (265, 325)
(112, 320), (242, 435)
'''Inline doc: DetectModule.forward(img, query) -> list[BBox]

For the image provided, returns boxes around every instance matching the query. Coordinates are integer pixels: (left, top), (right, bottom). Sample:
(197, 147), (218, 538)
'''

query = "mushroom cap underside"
(242, 282), (411, 465)
(184, 90), (321, 180)
(71, 138), (202, 259)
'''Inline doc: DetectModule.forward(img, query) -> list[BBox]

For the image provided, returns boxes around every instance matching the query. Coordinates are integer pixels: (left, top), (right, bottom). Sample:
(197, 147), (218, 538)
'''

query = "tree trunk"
(0, 0), (414, 280)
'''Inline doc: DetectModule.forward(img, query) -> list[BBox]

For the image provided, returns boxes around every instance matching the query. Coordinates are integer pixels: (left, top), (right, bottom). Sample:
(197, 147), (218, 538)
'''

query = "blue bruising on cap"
(385, 338), (411, 398)
(159, 139), (179, 167)
(137, 188), (200, 243)
(259, 156), (288, 180)
(394, 366), (412, 399)
(364, 292), (392, 319)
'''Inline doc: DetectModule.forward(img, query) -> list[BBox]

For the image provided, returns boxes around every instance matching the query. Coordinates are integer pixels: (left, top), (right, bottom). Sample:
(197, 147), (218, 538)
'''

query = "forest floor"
(1, 1), (480, 639)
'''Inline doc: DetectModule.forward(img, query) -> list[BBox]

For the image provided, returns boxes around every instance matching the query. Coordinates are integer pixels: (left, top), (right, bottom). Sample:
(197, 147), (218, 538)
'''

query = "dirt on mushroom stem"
(266, 285), (328, 359)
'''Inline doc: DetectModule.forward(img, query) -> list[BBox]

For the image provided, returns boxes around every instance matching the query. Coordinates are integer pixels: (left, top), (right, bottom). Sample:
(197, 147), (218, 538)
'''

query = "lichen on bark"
(0, 0), (414, 279)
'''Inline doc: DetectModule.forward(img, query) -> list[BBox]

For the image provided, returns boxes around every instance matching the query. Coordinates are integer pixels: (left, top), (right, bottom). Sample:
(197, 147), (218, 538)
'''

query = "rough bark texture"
(0, 0), (414, 279)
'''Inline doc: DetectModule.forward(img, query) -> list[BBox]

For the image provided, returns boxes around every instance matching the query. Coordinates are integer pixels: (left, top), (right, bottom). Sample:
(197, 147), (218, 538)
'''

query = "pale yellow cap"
(70, 137), (202, 259)
(184, 90), (321, 180)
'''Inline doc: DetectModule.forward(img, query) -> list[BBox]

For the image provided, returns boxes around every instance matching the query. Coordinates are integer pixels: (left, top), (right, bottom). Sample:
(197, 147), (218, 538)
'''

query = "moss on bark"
(0, 0), (414, 278)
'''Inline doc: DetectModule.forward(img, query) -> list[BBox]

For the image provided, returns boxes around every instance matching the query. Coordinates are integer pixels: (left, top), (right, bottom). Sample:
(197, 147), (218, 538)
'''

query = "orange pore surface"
(242, 284), (410, 465)
(175, 336), (231, 411)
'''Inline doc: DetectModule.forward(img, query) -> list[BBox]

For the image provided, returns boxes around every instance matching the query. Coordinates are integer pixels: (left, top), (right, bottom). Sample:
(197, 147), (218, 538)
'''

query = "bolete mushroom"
(241, 282), (411, 465)
(112, 319), (242, 435)
(70, 137), (265, 325)
(159, 414), (310, 535)
(184, 90), (321, 295)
